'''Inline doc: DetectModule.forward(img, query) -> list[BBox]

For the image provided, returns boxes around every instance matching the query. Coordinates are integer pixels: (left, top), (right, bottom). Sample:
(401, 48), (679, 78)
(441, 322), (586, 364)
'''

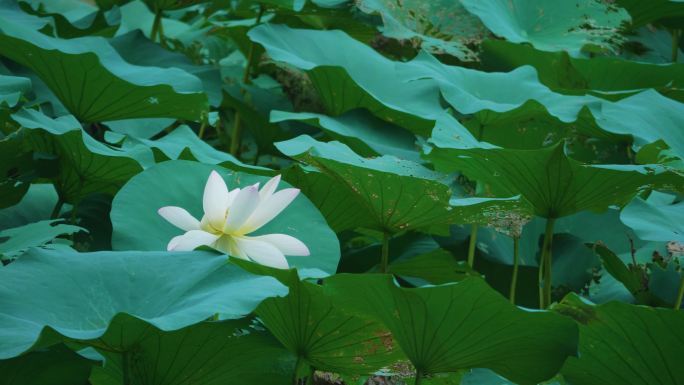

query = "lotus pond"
(1, 0), (683, 384)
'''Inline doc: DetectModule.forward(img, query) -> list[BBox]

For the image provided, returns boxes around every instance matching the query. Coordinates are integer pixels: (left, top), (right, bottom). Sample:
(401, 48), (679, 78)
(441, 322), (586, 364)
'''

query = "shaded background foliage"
(0, 0), (684, 384)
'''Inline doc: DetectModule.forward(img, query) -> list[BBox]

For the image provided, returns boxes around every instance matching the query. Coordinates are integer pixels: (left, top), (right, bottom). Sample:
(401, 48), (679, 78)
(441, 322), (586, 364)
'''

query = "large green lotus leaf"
(0, 0), (48, 30)
(83, 316), (295, 385)
(110, 160), (340, 275)
(427, 143), (684, 218)
(0, 247), (288, 359)
(115, 125), (272, 174)
(481, 40), (684, 101)
(0, 16), (208, 122)
(248, 23), (479, 144)
(110, 31), (223, 107)
(11, 109), (143, 203)
(401, 51), (600, 124)
(555, 293), (684, 385)
(0, 219), (82, 259)
(615, 0), (684, 28)
(597, 90), (684, 162)
(103, 117), (173, 139)
(0, 184), (57, 230)
(0, 345), (94, 385)
(248, 23), (435, 131)
(0, 74), (31, 107)
(620, 194), (684, 242)
(19, 0), (118, 39)
(114, 0), (196, 41)
(270, 110), (420, 161)
(460, 99), (631, 165)
(256, 275), (402, 375)
(323, 274), (578, 384)
(281, 164), (373, 233)
(277, 135), (528, 233)
(356, 0), (488, 61)
(461, 0), (630, 56)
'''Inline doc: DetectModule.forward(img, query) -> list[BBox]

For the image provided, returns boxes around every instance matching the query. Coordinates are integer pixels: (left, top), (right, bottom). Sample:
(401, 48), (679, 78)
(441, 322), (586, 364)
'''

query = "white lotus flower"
(158, 171), (310, 269)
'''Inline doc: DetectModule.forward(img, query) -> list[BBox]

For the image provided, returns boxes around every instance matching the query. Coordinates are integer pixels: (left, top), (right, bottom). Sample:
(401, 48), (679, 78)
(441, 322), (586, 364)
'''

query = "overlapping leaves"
(1, 0), (684, 383)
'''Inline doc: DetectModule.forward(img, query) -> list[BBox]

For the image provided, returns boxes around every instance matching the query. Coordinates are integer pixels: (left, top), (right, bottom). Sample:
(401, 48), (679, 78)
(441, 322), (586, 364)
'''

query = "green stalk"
(150, 8), (162, 42)
(672, 29), (681, 63)
(538, 246), (545, 309)
(293, 357), (310, 385)
(540, 218), (556, 309)
(675, 275), (684, 310)
(157, 9), (166, 48)
(380, 232), (390, 273)
(467, 224), (478, 268)
(50, 197), (64, 220)
(229, 111), (242, 156)
(253, 147), (261, 165)
(197, 117), (207, 139)
(414, 369), (423, 385)
(230, 6), (265, 158)
(509, 236), (520, 304)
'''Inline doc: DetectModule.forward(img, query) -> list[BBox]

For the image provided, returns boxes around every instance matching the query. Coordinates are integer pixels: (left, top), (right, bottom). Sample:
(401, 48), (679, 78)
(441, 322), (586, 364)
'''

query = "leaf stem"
(293, 357), (310, 385)
(151, 8), (162, 43)
(230, 5), (265, 158)
(672, 29), (681, 63)
(539, 218), (556, 309)
(50, 197), (64, 220)
(157, 10), (166, 48)
(675, 274), (684, 310)
(197, 114), (208, 139)
(229, 111), (241, 156)
(510, 236), (520, 304)
(414, 369), (423, 385)
(467, 224), (477, 268)
(243, 6), (265, 85)
(380, 231), (390, 273)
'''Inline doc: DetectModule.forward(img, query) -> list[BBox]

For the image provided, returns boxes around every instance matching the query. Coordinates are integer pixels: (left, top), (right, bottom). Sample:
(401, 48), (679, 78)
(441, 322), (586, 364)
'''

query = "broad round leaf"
(556, 294), (684, 385)
(323, 274), (579, 384)
(428, 143), (684, 218)
(256, 275), (402, 375)
(0, 345), (94, 385)
(277, 135), (528, 233)
(0, 16), (208, 122)
(110, 160), (340, 275)
(87, 316), (295, 385)
(0, 248), (287, 359)
(461, 0), (630, 55)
